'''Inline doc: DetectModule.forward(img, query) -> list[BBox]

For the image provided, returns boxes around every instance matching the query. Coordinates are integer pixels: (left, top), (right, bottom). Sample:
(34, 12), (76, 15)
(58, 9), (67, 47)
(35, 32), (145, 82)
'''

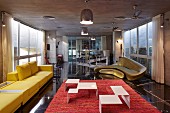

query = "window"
(148, 22), (152, 56)
(19, 58), (29, 65)
(20, 24), (29, 56)
(130, 28), (137, 54)
(138, 24), (147, 55)
(29, 28), (37, 55)
(123, 22), (153, 77)
(12, 19), (44, 70)
(124, 31), (130, 58)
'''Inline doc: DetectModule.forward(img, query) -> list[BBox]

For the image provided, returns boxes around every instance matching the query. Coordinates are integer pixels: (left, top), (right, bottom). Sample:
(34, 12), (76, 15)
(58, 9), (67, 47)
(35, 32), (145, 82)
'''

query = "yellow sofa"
(94, 57), (147, 81)
(0, 61), (53, 113)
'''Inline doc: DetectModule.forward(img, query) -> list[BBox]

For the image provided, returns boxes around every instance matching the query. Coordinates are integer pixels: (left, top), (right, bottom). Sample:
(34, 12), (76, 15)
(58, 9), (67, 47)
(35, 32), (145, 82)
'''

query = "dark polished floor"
(16, 62), (170, 113)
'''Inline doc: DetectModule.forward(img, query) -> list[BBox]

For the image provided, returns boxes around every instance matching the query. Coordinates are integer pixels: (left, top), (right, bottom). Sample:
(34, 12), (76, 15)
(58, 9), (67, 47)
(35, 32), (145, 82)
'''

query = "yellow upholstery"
(39, 65), (53, 72)
(2, 81), (39, 104)
(3, 62), (53, 112)
(0, 93), (23, 113)
(94, 57), (147, 81)
(0, 81), (15, 89)
(16, 63), (32, 80)
(28, 61), (39, 75)
(7, 71), (19, 81)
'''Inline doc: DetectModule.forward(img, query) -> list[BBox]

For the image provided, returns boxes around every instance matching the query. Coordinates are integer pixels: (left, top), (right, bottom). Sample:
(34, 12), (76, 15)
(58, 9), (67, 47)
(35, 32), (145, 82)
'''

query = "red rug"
(45, 80), (160, 113)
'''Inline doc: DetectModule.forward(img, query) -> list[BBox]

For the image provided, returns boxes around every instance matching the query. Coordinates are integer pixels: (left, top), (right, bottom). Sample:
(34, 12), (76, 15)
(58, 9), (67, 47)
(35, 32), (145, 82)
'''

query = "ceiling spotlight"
(43, 16), (55, 20)
(80, 0), (93, 25)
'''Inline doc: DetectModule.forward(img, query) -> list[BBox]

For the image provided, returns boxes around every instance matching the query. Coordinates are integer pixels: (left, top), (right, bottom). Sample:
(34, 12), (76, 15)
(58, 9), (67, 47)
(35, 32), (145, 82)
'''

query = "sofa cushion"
(16, 63), (32, 80)
(7, 71), (19, 81)
(35, 71), (53, 80)
(0, 93), (23, 113)
(2, 81), (39, 104)
(28, 61), (39, 75)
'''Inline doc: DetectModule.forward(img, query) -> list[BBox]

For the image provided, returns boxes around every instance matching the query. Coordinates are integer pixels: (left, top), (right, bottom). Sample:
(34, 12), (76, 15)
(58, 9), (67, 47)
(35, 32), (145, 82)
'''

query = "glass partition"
(123, 22), (153, 77)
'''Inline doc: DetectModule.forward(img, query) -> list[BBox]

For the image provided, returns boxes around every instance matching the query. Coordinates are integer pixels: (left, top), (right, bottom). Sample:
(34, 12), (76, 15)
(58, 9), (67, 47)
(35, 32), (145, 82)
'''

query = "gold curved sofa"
(94, 57), (147, 81)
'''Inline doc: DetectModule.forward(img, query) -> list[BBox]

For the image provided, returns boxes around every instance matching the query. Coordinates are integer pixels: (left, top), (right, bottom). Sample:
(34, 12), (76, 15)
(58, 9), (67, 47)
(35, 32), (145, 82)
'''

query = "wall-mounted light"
(117, 39), (123, 53)
(1, 11), (6, 27)
(47, 34), (50, 39)
(116, 39), (123, 44)
(2, 21), (5, 27)
(161, 15), (164, 28)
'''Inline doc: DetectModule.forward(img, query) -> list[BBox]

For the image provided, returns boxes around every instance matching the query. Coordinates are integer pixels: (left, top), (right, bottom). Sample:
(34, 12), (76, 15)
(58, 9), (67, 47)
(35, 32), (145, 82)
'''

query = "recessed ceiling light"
(57, 27), (63, 29)
(43, 16), (55, 20)
(103, 27), (111, 29)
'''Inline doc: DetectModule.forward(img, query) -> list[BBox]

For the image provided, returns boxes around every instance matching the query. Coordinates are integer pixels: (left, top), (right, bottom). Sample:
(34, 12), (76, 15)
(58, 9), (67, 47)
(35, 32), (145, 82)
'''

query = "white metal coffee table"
(67, 82), (98, 103)
(99, 95), (122, 113)
(77, 82), (98, 98)
(65, 79), (80, 91)
(110, 86), (130, 108)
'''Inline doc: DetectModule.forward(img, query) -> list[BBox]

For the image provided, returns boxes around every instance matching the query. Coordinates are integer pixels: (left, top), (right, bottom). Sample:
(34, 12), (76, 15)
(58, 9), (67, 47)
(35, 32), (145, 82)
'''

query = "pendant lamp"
(80, 0), (93, 25)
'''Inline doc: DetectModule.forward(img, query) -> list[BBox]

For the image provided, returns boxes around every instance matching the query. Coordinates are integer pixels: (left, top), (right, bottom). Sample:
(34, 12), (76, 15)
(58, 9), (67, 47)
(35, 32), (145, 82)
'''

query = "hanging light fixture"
(91, 37), (95, 40)
(80, 0), (93, 25)
(81, 27), (88, 35)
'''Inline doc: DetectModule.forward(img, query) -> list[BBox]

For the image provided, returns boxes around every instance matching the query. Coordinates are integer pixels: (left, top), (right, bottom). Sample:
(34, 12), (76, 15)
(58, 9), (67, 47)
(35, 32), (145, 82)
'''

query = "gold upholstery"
(94, 57), (147, 80)
(99, 69), (124, 78)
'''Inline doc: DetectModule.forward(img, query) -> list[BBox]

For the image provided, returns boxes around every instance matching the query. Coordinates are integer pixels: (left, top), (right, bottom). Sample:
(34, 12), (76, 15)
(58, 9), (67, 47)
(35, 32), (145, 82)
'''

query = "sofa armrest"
(7, 71), (19, 81)
(38, 65), (53, 72)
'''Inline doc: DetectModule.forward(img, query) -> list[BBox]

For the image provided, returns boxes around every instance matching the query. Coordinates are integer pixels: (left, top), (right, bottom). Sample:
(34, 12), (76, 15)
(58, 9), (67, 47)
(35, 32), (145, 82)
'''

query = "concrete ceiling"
(0, 0), (170, 36)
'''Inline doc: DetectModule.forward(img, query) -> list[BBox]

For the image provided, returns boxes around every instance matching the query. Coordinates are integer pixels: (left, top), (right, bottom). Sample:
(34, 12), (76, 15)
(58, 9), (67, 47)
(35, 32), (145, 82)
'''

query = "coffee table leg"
(65, 84), (67, 91)
(121, 95), (130, 108)
(99, 100), (102, 113)
(96, 89), (98, 99)
(67, 93), (70, 103)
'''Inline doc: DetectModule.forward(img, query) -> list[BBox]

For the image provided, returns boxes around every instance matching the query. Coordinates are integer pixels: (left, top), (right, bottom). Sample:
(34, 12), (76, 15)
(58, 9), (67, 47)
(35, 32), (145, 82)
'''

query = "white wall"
(57, 36), (68, 62)
(113, 31), (122, 62)
(46, 31), (57, 63)
(46, 31), (69, 63)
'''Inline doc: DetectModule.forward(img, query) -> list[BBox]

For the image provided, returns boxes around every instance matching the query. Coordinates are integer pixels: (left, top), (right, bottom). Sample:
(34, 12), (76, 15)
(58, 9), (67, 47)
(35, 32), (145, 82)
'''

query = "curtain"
(2, 13), (13, 81)
(152, 15), (164, 83)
